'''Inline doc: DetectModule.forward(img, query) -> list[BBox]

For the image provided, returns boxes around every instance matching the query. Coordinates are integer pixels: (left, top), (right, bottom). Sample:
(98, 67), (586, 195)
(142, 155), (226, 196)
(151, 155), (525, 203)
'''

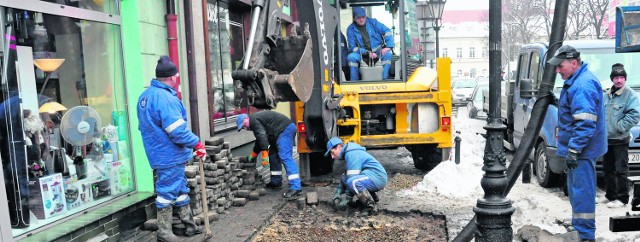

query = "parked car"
(452, 78), (478, 106)
(467, 81), (489, 119)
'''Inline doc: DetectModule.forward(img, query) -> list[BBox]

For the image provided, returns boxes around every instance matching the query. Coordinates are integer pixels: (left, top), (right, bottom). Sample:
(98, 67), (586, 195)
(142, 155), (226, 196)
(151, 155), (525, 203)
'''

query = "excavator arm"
(232, 0), (339, 150)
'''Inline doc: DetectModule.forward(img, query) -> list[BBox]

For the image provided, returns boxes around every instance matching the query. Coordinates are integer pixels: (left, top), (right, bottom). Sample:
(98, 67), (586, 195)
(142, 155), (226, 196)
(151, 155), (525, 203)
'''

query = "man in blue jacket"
(325, 137), (387, 212)
(599, 63), (640, 208)
(549, 45), (607, 242)
(346, 7), (394, 81)
(137, 56), (206, 241)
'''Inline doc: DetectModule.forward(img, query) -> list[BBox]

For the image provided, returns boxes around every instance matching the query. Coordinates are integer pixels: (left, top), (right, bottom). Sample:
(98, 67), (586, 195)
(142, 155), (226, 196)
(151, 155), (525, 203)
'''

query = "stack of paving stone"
(142, 136), (266, 233)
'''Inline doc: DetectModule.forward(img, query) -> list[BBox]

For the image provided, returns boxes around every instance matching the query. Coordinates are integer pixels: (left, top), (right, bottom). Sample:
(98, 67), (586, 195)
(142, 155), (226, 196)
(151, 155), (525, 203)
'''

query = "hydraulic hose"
(452, 0), (569, 241)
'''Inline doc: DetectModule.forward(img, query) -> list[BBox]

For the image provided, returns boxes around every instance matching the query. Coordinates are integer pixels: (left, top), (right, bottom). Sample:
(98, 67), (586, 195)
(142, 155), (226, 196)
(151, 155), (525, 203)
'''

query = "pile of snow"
(400, 117), (485, 199)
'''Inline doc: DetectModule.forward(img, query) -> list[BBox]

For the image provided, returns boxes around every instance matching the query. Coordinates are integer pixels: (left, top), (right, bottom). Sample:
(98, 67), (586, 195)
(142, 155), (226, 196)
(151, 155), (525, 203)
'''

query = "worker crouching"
(325, 137), (387, 213)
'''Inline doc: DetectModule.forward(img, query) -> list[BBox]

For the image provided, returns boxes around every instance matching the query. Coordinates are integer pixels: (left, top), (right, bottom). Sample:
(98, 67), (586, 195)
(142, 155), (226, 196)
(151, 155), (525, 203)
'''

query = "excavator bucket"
(269, 36), (315, 103)
(232, 25), (315, 109)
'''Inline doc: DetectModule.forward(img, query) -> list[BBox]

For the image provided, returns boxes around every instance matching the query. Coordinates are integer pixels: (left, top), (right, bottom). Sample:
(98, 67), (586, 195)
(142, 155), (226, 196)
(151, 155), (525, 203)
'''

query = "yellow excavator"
(232, 0), (453, 179)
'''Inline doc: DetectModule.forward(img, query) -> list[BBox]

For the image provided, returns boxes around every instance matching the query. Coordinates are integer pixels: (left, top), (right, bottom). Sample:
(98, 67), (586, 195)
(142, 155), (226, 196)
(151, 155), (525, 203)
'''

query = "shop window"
(207, 1), (249, 126)
(37, 0), (119, 15)
(1, 7), (132, 236)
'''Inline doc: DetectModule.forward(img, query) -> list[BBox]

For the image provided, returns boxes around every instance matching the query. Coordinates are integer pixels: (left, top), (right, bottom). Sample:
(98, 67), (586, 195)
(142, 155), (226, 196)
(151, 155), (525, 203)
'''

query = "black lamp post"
(474, 0), (514, 241)
(426, 0), (446, 58)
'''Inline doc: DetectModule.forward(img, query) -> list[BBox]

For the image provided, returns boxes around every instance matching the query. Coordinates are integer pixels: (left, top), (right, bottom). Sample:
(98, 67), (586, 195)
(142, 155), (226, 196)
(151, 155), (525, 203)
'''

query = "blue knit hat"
(353, 7), (366, 18)
(236, 114), (248, 131)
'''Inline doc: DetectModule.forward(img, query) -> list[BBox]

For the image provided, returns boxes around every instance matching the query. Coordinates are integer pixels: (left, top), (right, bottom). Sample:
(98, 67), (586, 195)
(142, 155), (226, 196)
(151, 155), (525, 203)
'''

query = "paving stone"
(205, 136), (224, 146)
(232, 198), (247, 206)
(248, 191), (260, 201)
(306, 192), (318, 205)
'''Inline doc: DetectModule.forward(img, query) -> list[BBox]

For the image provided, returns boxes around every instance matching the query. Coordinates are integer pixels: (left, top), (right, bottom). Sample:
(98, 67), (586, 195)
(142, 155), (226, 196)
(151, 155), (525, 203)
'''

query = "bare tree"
(566, 1), (592, 39)
(585, 0), (610, 39)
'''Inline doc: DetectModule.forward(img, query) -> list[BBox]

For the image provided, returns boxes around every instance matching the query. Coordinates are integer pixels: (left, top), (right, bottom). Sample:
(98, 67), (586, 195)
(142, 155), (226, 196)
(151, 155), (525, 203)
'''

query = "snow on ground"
(397, 108), (640, 241)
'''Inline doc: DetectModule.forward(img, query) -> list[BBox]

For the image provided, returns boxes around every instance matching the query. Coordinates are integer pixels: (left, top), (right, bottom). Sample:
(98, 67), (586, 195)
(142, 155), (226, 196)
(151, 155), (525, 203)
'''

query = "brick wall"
(48, 196), (155, 242)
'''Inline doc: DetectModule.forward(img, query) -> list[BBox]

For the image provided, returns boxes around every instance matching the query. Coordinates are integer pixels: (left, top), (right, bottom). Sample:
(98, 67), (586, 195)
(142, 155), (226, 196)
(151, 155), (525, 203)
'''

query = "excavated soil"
(255, 202), (447, 241)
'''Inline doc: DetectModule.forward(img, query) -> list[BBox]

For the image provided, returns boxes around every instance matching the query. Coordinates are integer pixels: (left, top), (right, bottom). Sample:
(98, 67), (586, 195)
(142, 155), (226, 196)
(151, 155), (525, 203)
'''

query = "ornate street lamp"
(426, 0), (446, 57)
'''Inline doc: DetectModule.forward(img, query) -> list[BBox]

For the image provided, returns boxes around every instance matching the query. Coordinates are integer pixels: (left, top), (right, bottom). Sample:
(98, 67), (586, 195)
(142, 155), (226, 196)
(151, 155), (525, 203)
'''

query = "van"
(503, 40), (640, 187)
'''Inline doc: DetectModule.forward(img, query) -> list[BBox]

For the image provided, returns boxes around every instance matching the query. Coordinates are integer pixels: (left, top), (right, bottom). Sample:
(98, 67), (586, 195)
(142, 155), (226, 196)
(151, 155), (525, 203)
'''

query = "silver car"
(452, 78), (478, 106)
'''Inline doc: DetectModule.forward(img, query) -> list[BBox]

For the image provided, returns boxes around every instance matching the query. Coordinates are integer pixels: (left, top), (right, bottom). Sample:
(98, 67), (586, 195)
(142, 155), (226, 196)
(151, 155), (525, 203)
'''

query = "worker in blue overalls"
(549, 45), (606, 242)
(346, 7), (394, 81)
(138, 56), (205, 241)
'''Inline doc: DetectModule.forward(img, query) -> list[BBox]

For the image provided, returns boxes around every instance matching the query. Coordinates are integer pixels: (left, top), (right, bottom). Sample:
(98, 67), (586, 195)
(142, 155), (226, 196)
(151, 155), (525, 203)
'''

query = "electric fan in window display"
(59, 106), (103, 179)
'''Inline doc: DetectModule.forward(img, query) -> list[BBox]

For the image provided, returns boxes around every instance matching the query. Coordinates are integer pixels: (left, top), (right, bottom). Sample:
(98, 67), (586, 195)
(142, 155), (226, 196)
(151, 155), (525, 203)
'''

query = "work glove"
(548, 90), (558, 106)
(332, 186), (344, 208)
(248, 151), (258, 162)
(259, 150), (269, 167)
(194, 142), (207, 160)
(337, 195), (352, 210)
(565, 150), (579, 170)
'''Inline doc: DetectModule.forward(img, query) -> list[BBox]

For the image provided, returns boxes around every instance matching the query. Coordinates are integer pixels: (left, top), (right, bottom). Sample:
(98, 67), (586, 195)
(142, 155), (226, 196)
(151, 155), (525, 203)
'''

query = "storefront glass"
(207, 1), (248, 125)
(1, 6), (133, 237)
(38, 0), (120, 15)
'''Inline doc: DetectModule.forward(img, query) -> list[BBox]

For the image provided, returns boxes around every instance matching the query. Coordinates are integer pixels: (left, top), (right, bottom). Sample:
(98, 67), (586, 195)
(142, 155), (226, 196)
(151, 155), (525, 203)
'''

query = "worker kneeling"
(326, 137), (388, 213)
(347, 7), (394, 81)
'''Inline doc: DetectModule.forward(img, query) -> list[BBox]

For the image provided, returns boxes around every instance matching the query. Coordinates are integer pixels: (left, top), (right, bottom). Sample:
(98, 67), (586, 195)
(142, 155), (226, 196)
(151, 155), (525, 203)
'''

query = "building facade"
(440, 9), (489, 79)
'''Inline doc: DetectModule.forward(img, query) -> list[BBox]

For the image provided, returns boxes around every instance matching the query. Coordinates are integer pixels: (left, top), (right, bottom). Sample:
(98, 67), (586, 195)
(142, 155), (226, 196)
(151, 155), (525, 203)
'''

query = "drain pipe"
(452, 1), (569, 241)
(182, 0), (200, 136)
(166, 0), (182, 100)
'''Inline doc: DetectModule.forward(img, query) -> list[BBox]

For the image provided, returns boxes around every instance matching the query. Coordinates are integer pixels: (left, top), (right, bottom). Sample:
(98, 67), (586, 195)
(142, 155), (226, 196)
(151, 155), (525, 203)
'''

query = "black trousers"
(603, 143), (630, 204)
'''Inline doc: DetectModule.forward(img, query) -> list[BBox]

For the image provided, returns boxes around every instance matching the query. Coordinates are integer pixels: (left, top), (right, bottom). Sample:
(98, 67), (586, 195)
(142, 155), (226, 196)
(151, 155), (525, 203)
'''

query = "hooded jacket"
(340, 142), (388, 188)
(346, 17), (393, 55)
(605, 85), (640, 144)
(137, 79), (199, 169)
(557, 63), (607, 159)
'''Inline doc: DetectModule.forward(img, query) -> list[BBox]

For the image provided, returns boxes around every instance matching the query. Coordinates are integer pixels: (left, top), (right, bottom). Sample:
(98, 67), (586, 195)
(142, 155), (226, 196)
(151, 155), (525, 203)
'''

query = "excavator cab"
(233, 0), (452, 178)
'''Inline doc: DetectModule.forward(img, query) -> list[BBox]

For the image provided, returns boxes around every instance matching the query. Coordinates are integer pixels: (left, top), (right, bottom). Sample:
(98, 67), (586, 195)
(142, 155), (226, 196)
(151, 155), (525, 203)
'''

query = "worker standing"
(599, 63), (640, 208)
(549, 45), (607, 242)
(325, 137), (387, 213)
(346, 7), (394, 81)
(137, 56), (204, 241)
(236, 110), (302, 200)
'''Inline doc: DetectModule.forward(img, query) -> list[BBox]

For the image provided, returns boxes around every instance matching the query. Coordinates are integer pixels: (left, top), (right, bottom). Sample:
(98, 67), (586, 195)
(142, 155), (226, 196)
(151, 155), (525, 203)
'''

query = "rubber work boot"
(265, 182), (282, 189)
(357, 190), (378, 213)
(176, 205), (202, 237)
(283, 189), (303, 200)
(371, 191), (379, 203)
(156, 206), (180, 242)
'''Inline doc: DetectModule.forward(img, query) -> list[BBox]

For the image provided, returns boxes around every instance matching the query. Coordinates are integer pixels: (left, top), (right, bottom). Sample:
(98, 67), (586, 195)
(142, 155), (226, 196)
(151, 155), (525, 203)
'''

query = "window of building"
(469, 47), (475, 58)
(442, 48), (448, 57)
(456, 47), (462, 59)
(207, 1), (249, 127)
(457, 69), (463, 77)
(1, 4), (132, 237)
(482, 47), (487, 58)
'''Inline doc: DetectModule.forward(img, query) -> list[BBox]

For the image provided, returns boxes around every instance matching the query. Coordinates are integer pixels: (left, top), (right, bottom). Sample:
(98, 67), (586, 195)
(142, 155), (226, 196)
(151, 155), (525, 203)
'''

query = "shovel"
(197, 155), (213, 241)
